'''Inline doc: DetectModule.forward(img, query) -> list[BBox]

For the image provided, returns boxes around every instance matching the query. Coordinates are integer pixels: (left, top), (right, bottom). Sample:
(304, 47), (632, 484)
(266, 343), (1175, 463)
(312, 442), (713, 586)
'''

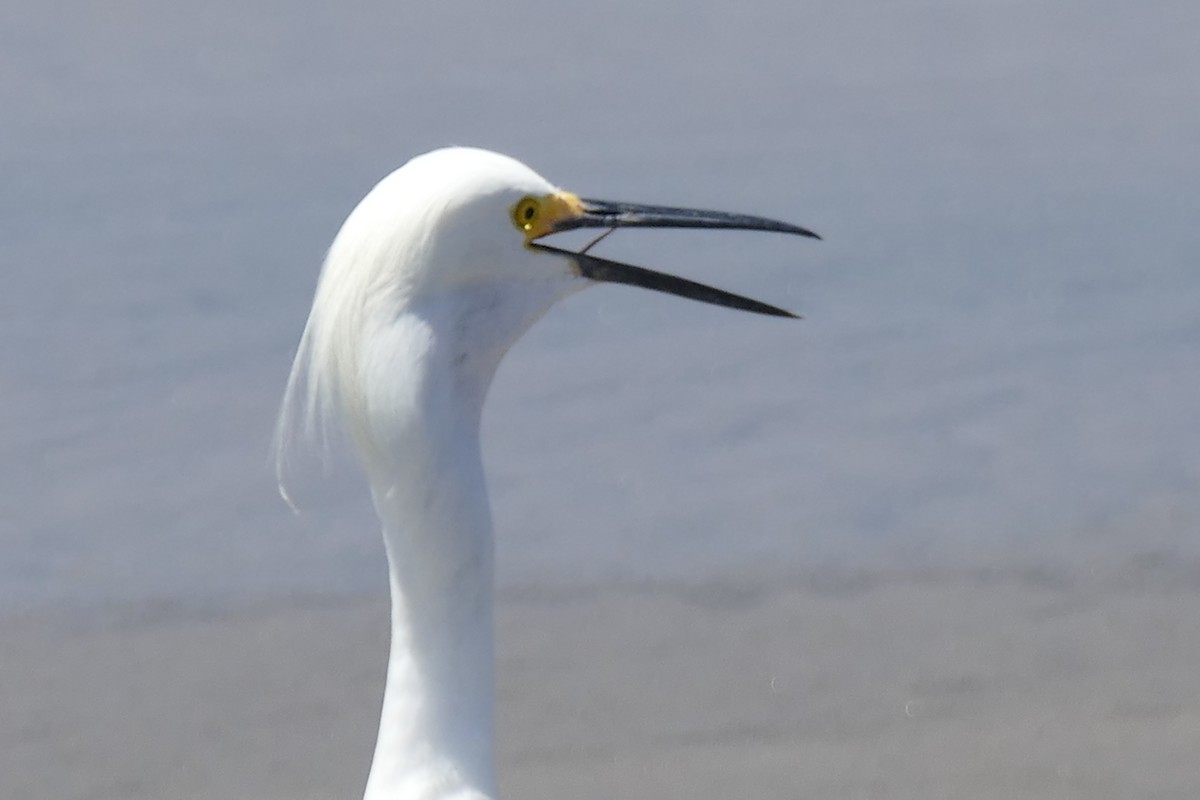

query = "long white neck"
(350, 282), (574, 800)
(364, 420), (496, 800)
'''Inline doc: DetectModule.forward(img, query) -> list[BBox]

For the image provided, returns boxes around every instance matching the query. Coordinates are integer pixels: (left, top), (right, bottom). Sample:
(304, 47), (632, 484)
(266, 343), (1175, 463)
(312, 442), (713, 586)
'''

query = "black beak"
(551, 198), (820, 240)
(531, 198), (819, 318)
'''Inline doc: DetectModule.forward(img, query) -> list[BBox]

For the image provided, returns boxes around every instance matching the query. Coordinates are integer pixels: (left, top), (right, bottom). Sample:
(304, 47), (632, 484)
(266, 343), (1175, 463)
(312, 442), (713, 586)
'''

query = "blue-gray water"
(2, 0), (1198, 612)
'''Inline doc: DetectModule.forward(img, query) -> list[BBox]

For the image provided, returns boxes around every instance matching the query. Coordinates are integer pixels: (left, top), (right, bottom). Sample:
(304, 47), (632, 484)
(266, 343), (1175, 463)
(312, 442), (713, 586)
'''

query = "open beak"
(530, 197), (820, 318)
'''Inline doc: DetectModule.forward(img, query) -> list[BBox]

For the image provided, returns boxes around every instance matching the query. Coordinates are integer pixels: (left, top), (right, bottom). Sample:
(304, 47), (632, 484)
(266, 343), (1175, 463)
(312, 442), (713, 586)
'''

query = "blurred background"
(4, 0), (1198, 610)
(2, 1), (1198, 798)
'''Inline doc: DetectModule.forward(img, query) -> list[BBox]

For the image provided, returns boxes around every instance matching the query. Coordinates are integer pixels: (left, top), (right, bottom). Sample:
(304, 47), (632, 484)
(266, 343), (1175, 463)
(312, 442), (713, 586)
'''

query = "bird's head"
(325, 146), (819, 317)
(278, 147), (818, 472)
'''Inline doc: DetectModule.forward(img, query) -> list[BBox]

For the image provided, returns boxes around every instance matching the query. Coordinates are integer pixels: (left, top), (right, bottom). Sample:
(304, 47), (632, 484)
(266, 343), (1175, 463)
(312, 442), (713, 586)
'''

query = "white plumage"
(277, 147), (816, 799)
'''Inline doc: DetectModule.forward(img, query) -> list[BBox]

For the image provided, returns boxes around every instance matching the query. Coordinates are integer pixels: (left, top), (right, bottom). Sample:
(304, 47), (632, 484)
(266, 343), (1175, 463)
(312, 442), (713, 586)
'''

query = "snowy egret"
(277, 147), (818, 800)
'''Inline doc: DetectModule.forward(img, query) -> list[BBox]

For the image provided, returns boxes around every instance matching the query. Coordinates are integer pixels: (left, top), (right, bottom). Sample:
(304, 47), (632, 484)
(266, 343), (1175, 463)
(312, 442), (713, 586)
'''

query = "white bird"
(277, 147), (818, 800)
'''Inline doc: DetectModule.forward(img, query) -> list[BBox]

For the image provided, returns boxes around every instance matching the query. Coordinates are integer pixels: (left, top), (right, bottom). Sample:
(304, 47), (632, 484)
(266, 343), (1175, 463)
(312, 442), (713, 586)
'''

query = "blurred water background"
(2, 0), (1198, 613)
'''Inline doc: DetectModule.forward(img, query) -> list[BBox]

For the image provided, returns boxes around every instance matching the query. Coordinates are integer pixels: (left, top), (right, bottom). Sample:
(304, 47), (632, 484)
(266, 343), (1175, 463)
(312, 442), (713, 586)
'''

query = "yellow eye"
(511, 196), (540, 231)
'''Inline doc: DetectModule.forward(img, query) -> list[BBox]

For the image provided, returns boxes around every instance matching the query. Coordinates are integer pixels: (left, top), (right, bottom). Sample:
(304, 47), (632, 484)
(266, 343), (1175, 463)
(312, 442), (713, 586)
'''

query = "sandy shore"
(4, 563), (1200, 799)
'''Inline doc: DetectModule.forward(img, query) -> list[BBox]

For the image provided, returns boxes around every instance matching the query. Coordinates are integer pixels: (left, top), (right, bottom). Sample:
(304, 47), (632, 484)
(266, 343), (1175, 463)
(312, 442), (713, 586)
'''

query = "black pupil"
(523, 205), (535, 220)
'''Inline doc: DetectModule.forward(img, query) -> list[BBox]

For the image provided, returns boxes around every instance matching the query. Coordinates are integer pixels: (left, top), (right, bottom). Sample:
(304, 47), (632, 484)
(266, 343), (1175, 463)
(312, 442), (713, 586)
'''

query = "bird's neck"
(362, 400), (496, 800)
(356, 286), (565, 800)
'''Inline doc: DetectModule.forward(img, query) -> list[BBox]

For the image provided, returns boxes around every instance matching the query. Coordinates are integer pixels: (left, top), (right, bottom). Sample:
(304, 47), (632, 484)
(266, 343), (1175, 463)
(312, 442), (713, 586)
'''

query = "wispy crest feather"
(274, 167), (436, 504)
